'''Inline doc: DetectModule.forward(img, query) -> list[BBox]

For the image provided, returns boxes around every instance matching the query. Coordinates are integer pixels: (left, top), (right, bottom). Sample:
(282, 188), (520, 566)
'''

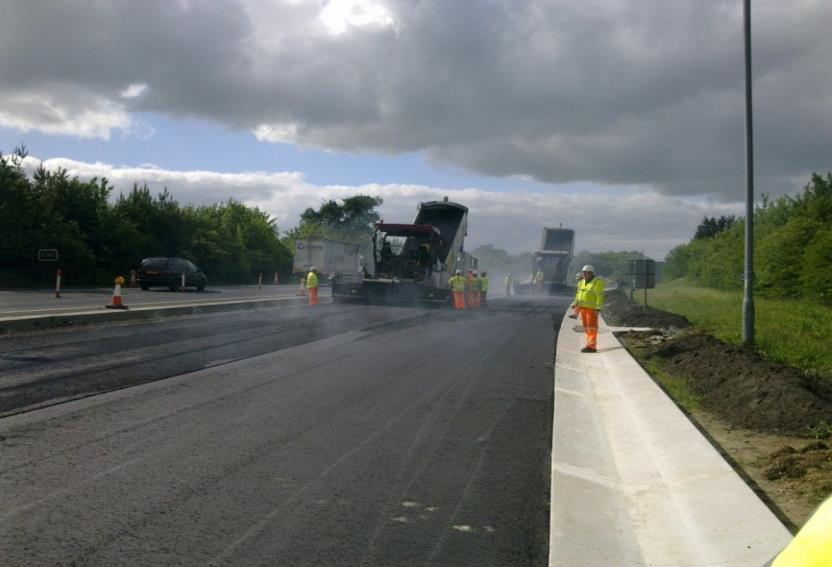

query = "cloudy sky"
(1, 0), (830, 258)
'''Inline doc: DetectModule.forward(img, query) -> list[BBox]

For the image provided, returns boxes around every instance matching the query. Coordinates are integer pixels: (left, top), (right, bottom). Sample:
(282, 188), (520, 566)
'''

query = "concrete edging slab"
(549, 311), (791, 566)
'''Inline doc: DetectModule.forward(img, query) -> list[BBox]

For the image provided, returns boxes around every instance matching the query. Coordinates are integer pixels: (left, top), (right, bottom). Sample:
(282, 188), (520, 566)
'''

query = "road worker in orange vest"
(448, 269), (466, 310)
(306, 267), (320, 305)
(464, 270), (476, 308)
(470, 271), (481, 309)
(575, 265), (604, 352)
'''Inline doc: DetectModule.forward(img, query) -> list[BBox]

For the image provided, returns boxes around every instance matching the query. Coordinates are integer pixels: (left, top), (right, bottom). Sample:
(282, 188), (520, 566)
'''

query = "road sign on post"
(37, 249), (59, 262)
(630, 259), (656, 289)
(629, 259), (656, 308)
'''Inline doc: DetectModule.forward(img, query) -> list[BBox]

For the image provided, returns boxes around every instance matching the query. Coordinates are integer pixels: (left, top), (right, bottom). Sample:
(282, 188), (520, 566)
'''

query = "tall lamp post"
(742, 0), (755, 345)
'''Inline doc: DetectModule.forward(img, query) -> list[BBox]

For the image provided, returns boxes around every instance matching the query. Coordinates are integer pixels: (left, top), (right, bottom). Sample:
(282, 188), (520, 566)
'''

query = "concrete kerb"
(549, 310), (791, 566)
(0, 295), (318, 334)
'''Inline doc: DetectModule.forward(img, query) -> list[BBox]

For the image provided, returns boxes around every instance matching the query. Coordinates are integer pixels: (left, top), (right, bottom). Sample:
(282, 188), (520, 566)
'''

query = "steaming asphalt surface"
(0, 295), (569, 566)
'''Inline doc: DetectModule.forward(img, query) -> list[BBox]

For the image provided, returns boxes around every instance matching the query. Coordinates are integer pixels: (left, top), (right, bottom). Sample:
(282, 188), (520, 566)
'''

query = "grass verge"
(642, 359), (701, 412)
(634, 278), (832, 381)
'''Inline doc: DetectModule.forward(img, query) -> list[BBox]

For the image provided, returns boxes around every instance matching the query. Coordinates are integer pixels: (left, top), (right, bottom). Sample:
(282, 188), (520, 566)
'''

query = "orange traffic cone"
(106, 276), (129, 310)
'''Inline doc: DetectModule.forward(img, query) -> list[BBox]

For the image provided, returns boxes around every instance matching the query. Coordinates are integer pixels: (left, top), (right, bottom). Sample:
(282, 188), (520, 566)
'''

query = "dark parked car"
(137, 257), (207, 291)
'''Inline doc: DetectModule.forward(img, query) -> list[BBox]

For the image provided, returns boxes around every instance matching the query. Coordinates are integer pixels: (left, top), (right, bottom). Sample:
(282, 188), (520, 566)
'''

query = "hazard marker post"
(273, 272), (279, 285)
(55, 269), (63, 299)
(181, 273), (186, 292)
(258, 272), (263, 291)
(106, 276), (128, 310)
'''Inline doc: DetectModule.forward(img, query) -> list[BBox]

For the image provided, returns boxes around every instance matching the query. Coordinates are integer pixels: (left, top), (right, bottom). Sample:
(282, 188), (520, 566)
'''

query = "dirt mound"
(762, 442), (832, 501)
(603, 289), (690, 330)
(629, 329), (832, 436)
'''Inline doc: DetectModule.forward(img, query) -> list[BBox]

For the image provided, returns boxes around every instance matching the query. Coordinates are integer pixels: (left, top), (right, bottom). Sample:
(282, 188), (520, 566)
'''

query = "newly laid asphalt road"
(0, 295), (568, 566)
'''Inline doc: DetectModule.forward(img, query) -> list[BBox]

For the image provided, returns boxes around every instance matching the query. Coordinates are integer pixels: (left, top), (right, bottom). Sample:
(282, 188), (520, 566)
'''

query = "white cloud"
(0, 88), (131, 140)
(319, 0), (396, 35)
(120, 83), (148, 99)
(14, 155), (742, 259)
(253, 122), (301, 144)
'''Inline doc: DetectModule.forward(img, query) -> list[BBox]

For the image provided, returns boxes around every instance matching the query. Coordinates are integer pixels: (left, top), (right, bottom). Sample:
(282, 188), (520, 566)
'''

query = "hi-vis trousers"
(580, 307), (599, 349)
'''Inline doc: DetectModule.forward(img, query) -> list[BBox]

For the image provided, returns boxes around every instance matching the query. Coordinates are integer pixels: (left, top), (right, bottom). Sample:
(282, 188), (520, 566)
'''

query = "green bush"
(664, 172), (832, 305)
(801, 227), (832, 304)
(757, 217), (823, 298)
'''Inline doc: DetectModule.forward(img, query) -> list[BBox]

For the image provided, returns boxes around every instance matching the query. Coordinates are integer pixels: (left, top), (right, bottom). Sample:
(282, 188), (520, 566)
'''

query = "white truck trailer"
(292, 239), (362, 281)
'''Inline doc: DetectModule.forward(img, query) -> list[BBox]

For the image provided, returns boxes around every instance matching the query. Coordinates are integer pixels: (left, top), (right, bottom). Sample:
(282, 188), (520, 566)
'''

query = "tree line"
(664, 172), (832, 304)
(0, 147), (291, 286)
(0, 147), (387, 287)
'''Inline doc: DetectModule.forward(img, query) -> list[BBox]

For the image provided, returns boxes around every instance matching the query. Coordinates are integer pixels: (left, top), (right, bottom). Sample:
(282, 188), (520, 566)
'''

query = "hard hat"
(582, 265), (595, 273)
(309, 266), (317, 271)
(455, 269), (462, 274)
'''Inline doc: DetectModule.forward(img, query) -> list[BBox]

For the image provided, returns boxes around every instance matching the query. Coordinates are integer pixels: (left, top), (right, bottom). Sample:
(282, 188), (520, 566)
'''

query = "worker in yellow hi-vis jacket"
(448, 269), (466, 310)
(479, 272), (489, 309)
(305, 267), (320, 305)
(575, 265), (604, 353)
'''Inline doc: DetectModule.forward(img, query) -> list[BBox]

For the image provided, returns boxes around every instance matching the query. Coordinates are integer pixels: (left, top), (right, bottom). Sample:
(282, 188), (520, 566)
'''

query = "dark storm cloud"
(1, 0), (830, 198)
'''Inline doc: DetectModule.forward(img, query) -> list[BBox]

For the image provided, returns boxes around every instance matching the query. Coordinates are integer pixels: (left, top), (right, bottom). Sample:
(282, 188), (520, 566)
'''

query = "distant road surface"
(0, 295), (567, 566)
(0, 284), (304, 319)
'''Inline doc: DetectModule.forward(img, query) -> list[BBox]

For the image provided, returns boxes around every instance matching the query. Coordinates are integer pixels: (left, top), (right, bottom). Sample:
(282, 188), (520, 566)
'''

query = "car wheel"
(196, 282), (205, 291)
(140, 285), (150, 291)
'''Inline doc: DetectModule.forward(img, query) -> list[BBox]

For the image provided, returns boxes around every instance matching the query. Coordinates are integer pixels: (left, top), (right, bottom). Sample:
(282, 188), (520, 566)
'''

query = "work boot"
(580, 346), (597, 353)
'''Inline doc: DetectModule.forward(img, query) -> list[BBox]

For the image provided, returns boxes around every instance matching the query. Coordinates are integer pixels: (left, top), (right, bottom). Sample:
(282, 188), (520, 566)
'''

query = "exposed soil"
(604, 288), (832, 528)
(603, 288), (691, 330)
(623, 329), (831, 437)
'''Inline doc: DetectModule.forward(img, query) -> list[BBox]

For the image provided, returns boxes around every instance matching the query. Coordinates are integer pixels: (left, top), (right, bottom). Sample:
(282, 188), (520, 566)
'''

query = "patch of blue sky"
(0, 113), (599, 195)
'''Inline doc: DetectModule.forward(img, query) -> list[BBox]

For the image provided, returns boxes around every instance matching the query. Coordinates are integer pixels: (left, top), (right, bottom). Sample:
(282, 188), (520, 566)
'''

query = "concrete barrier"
(549, 312), (791, 566)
